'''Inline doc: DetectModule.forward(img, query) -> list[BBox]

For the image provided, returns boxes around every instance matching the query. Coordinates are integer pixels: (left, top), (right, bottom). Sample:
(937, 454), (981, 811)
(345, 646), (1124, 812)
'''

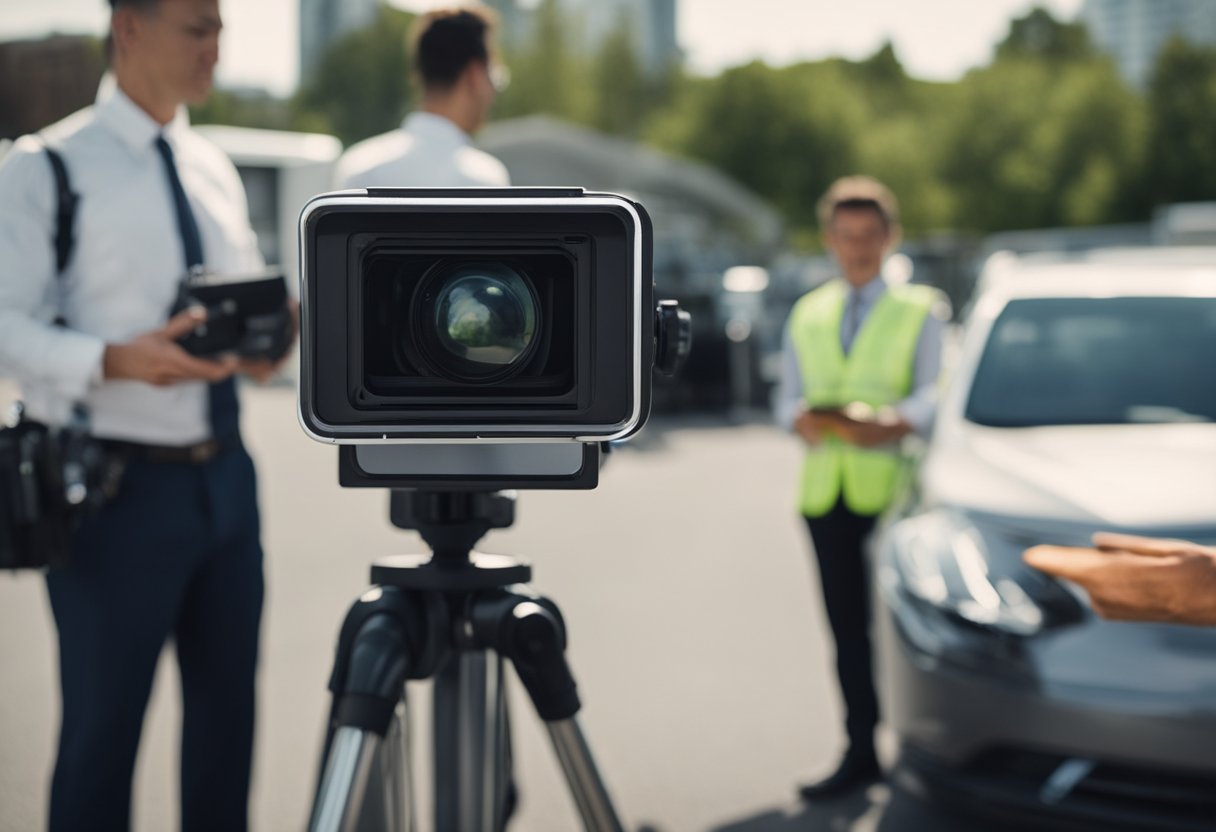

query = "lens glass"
(433, 268), (536, 373)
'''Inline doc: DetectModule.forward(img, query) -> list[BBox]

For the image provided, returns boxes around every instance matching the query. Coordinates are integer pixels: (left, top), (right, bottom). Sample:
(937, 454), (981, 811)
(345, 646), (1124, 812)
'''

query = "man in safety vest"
(777, 176), (948, 800)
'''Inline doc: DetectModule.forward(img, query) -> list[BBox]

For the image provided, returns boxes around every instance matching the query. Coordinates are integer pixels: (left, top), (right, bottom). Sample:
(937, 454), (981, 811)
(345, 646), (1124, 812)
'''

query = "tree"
(291, 6), (415, 146)
(1144, 37), (1216, 206)
(647, 61), (864, 242)
(995, 6), (1092, 63)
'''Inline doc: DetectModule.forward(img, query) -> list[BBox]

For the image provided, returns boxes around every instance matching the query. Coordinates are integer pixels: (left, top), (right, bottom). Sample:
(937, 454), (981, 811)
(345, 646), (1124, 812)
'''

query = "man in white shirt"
(335, 5), (510, 190)
(0, 2), (274, 829)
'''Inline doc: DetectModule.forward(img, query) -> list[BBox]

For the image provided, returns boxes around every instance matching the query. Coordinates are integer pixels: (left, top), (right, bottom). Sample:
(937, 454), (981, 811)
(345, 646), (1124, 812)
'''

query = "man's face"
(121, 0), (223, 105)
(823, 206), (892, 288)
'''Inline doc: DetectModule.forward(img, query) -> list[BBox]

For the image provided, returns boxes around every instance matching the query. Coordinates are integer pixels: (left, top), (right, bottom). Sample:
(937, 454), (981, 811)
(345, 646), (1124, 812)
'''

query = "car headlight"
(878, 510), (1061, 637)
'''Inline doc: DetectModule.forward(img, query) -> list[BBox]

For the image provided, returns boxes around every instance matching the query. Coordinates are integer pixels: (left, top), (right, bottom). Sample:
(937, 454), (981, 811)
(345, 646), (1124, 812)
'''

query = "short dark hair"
(108, 0), (161, 9)
(411, 6), (497, 90)
(816, 175), (900, 229)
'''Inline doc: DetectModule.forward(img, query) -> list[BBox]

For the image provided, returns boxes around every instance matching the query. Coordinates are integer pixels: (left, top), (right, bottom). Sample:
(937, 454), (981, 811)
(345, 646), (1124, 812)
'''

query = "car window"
(965, 296), (1216, 427)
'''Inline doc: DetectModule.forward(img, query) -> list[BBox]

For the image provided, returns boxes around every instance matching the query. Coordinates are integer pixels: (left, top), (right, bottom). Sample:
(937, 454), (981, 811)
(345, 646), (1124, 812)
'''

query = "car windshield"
(966, 296), (1216, 427)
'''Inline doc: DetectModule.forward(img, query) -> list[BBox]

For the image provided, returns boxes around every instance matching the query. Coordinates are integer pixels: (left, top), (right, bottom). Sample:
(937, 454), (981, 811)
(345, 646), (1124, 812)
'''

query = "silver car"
(874, 249), (1216, 831)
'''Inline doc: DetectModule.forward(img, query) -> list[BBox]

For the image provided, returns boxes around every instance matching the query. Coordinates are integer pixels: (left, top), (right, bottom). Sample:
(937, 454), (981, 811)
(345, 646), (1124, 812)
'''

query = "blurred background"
(2, 3), (1216, 831)
(4, 0), (1215, 414)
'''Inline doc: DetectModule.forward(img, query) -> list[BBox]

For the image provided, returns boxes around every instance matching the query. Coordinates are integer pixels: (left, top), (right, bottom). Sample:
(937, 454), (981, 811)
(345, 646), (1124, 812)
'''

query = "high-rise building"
(299, 0), (381, 86)
(1080, 0), (1216, 88)
(560, 0), (680, 76)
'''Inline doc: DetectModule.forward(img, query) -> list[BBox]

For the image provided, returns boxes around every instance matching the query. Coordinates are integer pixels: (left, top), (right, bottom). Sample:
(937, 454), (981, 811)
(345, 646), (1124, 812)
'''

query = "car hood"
(922, 422), (1216, 528)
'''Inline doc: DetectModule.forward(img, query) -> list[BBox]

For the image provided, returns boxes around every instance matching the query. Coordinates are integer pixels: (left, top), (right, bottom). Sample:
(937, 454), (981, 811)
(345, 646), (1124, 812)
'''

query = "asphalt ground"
(0, 383), (1000, 831)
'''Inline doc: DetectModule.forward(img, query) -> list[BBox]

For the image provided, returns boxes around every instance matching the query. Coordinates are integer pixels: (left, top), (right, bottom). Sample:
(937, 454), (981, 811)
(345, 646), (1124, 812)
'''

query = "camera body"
(297, 188), (687, 489)
(295, 188), (690, 486)
(173, 268), (293, 361)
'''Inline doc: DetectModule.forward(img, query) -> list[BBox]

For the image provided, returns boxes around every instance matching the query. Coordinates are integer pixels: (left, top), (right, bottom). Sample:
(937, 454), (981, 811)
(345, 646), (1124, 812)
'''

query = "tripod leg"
(433, 650), (513, 832)
(310, 587), (424, 832)
(473, 593), (625, 832)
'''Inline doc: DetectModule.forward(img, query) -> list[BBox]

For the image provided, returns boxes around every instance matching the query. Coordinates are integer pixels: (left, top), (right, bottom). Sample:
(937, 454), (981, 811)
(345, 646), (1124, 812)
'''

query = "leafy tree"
(291, 5), (415, 146)
(996, 6), (1092, 63)
(648, 61), (866, 241)
(1144, 37), (1216, 206)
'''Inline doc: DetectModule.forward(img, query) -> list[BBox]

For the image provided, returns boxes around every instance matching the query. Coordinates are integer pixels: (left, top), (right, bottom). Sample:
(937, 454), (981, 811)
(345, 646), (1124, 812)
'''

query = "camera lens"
(413, 262), (540, 383)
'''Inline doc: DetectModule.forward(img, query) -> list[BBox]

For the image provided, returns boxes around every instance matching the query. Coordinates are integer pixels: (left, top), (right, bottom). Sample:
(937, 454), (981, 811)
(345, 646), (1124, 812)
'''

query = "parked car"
(873, 248), (1216, 831)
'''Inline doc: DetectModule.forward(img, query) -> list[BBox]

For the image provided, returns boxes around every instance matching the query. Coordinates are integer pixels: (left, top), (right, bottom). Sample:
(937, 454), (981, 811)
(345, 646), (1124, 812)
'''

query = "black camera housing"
(298, 188), (654, 445)
(173, 268), (293, 361)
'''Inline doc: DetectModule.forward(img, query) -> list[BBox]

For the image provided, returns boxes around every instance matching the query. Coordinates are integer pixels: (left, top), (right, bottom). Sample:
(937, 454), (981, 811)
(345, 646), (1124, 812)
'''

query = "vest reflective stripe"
(789, 280), (935, 517)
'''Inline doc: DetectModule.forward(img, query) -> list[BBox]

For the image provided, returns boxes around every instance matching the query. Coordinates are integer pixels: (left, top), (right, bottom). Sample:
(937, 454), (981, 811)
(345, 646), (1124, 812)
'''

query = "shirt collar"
(401, 111), (471, 147)
(94, 74), (192, 156)
(845, 275), (888, 304)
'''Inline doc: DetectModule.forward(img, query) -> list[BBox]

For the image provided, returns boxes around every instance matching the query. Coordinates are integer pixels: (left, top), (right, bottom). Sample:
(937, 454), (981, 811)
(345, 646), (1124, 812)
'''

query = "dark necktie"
(154, 134), (239, 440)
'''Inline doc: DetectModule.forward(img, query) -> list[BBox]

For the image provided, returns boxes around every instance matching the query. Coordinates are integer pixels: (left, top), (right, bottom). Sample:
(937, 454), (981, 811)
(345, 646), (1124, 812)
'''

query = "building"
(488, 0), (680, 77)
(299, 0), (381, 86)
(560, 0), (680, 76)
(1080, 0), (1216, 88)
(0, 35), (104, 139)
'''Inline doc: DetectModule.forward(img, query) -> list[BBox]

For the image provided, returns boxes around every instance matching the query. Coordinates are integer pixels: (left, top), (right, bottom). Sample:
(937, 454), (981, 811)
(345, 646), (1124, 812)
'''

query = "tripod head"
(390, 489), (515, 560)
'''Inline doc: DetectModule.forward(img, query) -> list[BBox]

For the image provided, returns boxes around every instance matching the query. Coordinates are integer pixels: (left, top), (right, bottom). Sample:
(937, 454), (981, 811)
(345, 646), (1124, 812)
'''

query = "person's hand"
(103, 307), (239, 386)
(239, 298), (299, 384)
(1024, 533), (1216, 626)
(793, 408), (824, 445)
(830, 404), (912, 448)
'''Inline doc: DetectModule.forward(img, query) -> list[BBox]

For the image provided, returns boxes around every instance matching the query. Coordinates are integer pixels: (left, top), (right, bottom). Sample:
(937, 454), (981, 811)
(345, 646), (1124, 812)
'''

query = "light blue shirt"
(776, 276), (947, 437)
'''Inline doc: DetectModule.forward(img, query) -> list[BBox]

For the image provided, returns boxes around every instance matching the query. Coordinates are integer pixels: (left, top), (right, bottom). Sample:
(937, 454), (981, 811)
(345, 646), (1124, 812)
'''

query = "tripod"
(308, 489), (625, 832)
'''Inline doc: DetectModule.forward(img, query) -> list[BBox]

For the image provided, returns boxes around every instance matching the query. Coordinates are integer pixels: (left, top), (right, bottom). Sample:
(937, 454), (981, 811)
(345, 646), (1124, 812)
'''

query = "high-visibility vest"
(788, 279), (937, 517)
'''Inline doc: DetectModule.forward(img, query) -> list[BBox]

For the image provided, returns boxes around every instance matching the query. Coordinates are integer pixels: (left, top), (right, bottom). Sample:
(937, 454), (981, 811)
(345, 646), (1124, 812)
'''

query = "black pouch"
(0, 405), (124, 570)
(172, 268), (293, 362)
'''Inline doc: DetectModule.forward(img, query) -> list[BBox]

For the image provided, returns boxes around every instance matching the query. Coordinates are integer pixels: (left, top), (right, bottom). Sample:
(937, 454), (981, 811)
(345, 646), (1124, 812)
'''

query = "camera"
(172, 268), (294, 361)
(297, 187), (690, 489)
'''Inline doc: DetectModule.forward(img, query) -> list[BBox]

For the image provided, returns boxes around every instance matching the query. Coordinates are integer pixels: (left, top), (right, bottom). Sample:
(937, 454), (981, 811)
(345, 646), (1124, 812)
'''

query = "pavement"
(0, 384), (993, 831)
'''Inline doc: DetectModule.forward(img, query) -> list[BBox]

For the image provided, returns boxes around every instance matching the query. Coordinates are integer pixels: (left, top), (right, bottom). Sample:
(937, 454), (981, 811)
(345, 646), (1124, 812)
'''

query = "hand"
(103, 308), (239, 386)
(793, 408), (824, 445)
(1024, 533), (1216, 626)
(832, 405), (913, 448)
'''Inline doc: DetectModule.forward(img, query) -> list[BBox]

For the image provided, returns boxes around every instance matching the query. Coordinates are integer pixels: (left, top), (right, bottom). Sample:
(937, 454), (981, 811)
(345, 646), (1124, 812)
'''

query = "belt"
(102, 436), (238, 465)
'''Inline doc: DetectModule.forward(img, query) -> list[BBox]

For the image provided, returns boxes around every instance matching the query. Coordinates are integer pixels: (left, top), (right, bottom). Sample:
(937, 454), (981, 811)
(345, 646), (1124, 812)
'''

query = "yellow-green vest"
(789, 279), (937, 517)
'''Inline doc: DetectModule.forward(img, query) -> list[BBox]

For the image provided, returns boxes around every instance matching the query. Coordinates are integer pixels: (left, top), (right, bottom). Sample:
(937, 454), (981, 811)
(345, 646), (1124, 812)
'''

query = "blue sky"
(0, 0), (1084, 96)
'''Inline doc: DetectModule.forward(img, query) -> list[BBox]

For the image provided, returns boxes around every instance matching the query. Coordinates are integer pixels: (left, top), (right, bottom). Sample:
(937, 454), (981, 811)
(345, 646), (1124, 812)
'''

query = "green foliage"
(290, 5), (415, 146)
(996, 6), (1092, 63)
(1145, 38), (1216, 205)
(939, 56), (1145, 231)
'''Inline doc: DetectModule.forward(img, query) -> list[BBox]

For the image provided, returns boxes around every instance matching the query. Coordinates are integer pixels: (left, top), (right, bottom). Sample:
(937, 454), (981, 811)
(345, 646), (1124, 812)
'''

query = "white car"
(874, 248), (1216, 830)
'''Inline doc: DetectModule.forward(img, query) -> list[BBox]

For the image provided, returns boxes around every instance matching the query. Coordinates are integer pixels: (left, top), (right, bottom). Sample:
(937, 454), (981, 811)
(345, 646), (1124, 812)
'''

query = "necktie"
(842, 289), (862, 354)
(154, 134), (239, 440)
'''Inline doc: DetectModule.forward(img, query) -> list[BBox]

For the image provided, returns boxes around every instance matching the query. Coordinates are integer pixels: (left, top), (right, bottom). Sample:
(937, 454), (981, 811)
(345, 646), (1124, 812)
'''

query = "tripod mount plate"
(370, 552), (532, 591)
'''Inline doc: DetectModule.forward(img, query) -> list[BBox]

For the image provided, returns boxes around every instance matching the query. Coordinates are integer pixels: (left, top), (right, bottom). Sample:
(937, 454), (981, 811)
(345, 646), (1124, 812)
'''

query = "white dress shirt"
(334, 111), (510, 189)
(776, 276), (948, 437)
(0, 83), (262, 444)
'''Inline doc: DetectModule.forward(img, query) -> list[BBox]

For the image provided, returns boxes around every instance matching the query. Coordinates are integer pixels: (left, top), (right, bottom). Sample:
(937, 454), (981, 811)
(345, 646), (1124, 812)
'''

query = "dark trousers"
(804, 499), (880, 755)
(44, 445), (264, 832)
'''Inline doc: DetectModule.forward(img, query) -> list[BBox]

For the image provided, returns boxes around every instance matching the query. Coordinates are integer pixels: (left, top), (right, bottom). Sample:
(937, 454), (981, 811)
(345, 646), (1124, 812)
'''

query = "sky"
(0, 0), (1085, 97)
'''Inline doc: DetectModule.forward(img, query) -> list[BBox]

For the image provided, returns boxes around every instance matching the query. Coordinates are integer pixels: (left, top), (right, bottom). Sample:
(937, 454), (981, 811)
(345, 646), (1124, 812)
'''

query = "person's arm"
(1024, 533), (1216, 626)
(0, 139), (107, 399)
(0, 140), (237, 393)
